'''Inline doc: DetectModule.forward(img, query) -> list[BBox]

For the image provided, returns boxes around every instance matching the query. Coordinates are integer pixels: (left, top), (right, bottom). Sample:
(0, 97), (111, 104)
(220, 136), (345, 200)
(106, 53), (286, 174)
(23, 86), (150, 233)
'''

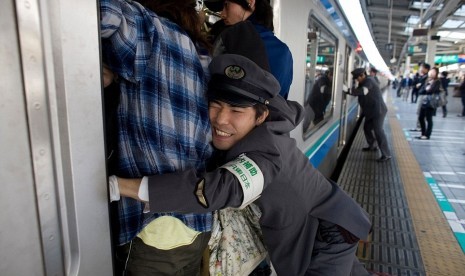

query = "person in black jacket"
(416, 67), (441, 140)
(347, 68), (391, 162)
(439, 71), (450, 117)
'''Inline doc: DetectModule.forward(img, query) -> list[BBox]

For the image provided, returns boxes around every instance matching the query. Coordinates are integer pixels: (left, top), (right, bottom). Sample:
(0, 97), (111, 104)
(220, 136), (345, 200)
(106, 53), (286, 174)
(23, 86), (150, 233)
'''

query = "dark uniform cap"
(208, 54), (281, 107)
(351, 68), (366, 79)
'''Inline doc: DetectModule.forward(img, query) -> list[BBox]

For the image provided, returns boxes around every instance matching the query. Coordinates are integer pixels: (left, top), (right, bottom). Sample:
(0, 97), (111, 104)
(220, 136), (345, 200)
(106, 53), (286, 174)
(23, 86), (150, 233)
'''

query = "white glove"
(109, 175), (120, 202)
(138, 177), (149, 202)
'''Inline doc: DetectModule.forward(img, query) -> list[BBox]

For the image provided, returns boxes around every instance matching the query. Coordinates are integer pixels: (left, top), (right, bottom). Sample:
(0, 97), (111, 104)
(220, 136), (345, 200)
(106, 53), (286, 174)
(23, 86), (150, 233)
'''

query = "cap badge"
(224, 65), (245, 80)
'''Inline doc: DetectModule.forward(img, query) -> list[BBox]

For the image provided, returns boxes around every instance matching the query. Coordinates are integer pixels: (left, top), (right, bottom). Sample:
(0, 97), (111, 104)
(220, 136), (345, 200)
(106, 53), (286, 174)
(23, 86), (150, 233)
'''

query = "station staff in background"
(307, 68), (333, 125)
(347, 68), (392, 162)
(100, 0), (214, 274)
(110, 54), (372, 276)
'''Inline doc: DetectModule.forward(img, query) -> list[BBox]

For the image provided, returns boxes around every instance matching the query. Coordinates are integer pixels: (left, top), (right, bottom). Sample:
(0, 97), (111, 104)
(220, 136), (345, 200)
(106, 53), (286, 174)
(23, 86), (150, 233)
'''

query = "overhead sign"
(408, 44), (426, 54)
(412, 28), (428, 36)
(434, 55), (461, 64)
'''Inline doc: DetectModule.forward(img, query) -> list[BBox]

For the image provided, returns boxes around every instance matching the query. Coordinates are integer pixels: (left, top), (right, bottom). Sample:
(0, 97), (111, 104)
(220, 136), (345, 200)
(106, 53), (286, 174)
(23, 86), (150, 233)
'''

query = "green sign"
(306, 56), (326, 63)
(408, 44), (426, 53)
(435, 55), (458, 64)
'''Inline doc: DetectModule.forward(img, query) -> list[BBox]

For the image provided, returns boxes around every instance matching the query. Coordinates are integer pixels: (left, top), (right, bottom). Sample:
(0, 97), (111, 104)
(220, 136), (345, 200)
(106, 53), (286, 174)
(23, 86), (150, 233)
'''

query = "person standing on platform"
(218, 0), (293, 99)
(347, 68), (392, 162)
(100, 0), (214, 274)
(458, 75), (465, 117)
(410, 63), (430, 132)
(440, 71), (450, 117)
(411, 72), (420, 103)
(416, 67), (441, 140)
(110, 54), (372, 276)
(370, 67), (380, 84)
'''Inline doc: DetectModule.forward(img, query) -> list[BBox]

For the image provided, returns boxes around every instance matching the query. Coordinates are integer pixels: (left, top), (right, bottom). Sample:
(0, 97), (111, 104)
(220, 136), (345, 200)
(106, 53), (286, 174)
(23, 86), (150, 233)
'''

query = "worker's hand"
(342, 84), (350, 94)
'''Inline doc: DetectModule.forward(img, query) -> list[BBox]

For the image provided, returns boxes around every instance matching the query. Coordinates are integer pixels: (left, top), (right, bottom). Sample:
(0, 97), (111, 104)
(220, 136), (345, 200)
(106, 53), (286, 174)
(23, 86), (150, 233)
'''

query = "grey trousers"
(364, 114), (391, 157)
(306, 221), (370, 276)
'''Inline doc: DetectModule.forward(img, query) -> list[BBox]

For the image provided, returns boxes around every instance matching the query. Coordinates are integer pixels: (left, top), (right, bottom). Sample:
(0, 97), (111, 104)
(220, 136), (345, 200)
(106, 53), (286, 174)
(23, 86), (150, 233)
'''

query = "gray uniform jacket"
(350, 76), (387, 120)
(146, 97), (371, 275)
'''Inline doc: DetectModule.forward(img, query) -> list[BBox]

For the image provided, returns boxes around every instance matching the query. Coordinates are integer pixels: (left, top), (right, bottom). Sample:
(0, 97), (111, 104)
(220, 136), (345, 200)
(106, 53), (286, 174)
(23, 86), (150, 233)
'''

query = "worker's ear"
(256, 109), (269, 126)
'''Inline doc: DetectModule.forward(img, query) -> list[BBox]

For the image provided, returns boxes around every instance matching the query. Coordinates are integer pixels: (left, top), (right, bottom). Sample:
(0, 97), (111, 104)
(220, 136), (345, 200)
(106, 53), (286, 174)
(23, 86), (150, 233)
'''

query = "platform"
(338, 86), (465, 275)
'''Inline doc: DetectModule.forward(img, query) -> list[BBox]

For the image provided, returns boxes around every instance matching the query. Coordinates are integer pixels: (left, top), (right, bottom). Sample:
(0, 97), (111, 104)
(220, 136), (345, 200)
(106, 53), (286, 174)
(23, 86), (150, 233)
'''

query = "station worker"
(348, 68), (392, 162)
(111, 54), (372, 276)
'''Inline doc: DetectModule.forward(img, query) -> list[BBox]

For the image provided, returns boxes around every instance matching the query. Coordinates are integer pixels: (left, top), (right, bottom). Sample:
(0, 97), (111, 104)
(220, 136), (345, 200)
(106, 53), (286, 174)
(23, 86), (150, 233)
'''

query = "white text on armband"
(220, 153), (264, 209)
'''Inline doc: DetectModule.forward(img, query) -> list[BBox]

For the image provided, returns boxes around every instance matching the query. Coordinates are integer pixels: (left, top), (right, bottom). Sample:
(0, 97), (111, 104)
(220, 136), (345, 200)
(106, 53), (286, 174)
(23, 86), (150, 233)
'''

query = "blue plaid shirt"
(101, 0), (213, 245)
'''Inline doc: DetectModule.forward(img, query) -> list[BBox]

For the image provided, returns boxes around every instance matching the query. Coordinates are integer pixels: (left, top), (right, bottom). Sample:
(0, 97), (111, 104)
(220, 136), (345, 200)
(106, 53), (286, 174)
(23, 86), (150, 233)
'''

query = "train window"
(343, 46), (351, 86)
(302, 15), (338, 139)
(354, 55), (361, 69)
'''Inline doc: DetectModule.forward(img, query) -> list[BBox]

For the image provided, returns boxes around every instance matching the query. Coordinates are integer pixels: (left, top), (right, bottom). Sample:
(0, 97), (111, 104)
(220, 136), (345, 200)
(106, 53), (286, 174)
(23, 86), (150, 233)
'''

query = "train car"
(1, 0), (387, 275)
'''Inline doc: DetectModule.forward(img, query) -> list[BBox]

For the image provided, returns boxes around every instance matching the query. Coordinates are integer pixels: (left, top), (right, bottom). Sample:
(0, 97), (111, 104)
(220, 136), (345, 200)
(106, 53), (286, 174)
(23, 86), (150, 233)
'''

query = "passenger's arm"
(100, 0), (148, 80)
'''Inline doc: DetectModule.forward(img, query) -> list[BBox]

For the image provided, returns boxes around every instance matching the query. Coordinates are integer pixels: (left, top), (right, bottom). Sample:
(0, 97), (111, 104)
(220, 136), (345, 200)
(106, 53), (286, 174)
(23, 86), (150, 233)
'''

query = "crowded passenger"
(109, 54), (372, 276)
(100, 0), (214, 274)
(217, 0), (293, 99)
(416, 67), (441, 140)
(347, 68), (392, 162)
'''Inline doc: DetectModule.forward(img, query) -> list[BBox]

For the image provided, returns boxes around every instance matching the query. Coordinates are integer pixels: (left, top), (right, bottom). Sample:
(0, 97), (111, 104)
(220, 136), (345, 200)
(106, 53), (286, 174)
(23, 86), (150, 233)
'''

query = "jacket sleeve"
(146, 150), (280, 214)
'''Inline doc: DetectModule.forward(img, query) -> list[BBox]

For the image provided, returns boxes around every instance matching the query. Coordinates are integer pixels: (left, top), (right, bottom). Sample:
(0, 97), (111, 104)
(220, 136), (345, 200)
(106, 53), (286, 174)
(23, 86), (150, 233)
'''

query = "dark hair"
(135, 0), (211, 52)
(253, 0), (274, 31)
(227, 0), (274, 31)
(441, 71), (448, 77)
(422, 63), (431, 70)
(253, 103), (269, 120)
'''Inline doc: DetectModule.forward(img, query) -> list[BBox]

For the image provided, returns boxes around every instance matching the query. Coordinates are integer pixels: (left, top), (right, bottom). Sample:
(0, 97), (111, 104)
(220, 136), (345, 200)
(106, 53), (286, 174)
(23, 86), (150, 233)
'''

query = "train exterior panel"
(0, 0), (386, 274)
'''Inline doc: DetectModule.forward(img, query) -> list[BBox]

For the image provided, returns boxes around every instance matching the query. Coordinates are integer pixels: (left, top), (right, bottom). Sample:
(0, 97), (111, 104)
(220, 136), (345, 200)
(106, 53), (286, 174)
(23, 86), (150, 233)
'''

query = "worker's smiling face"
(209, 100), (267, 150)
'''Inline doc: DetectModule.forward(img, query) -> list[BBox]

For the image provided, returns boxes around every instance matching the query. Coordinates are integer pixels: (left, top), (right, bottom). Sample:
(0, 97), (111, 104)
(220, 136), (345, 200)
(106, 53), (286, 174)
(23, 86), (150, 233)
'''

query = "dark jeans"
(419, 107), (434, 138)
(115, 232), (211, 276)
(411, 89), (418, 103)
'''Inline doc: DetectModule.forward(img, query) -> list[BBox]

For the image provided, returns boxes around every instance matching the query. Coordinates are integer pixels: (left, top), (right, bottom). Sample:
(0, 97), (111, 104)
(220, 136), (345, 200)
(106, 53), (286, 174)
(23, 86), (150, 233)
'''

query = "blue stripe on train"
(305, 103), (358, 168)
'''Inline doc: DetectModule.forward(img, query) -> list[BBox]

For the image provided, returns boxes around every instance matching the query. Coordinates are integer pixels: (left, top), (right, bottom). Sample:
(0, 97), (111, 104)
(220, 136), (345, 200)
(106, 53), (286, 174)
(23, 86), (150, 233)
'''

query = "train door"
(302, 15), (338, 139)
(337, 45), (352, 154)
(1, 0), (113, 275)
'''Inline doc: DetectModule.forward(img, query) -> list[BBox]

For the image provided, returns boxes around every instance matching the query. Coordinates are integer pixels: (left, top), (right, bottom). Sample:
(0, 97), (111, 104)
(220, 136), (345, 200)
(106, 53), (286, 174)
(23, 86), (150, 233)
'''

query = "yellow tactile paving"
(387, 109), (465, 275)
